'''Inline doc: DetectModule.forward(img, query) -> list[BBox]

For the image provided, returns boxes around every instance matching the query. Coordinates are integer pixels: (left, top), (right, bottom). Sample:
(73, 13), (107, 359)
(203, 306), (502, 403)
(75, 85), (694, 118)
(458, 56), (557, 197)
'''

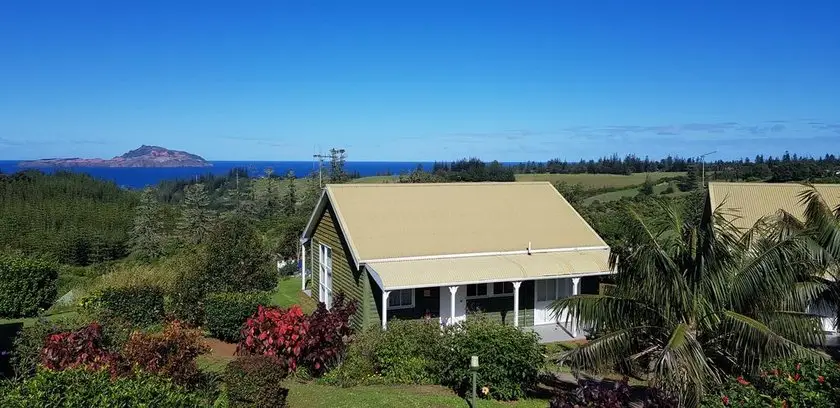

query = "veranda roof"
(366, 248), (612, 290)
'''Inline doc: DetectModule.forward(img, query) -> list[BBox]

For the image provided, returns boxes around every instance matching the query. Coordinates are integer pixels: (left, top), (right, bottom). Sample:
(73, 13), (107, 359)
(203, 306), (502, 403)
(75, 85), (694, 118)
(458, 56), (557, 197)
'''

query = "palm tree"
(552, 200), (827, 407)
(785, 187), (840, 334)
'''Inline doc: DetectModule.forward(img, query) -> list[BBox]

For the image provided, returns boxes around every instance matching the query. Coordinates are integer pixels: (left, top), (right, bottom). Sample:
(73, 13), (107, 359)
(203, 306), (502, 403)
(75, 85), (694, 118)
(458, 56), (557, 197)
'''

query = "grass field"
(351, 175), (399, 183)
(515, 172), (683, 189)
(582, 181), (688, 205)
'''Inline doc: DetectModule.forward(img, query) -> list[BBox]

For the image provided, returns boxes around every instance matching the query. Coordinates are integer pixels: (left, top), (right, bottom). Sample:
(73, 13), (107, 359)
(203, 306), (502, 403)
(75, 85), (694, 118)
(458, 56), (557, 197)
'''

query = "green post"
(470, 355), (479, 407)
(472, 371), (477, 406)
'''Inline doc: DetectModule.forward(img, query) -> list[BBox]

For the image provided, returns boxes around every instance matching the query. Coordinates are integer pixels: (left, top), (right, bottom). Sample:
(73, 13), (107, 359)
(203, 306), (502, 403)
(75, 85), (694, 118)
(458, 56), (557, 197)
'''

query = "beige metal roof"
(367, 249), (612, 289)
(321, 182), (608, 261)
(708, 182), (840, 231)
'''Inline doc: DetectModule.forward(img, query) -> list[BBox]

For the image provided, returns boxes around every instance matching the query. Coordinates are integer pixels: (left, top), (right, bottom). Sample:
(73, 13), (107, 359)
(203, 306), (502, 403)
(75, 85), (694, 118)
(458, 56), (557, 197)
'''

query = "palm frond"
(562, 325), (655, 374)
(651, 323), (719, 408)
(720, 310), (828, 373)
(551, 294), (663, 332)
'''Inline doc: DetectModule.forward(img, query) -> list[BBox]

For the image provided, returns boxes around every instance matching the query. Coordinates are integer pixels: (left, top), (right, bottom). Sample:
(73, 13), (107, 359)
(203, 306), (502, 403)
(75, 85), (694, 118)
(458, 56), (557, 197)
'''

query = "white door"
(319, 244), (333, 308)
(534, 278), (572, 325)
(439, 285), (467, 325)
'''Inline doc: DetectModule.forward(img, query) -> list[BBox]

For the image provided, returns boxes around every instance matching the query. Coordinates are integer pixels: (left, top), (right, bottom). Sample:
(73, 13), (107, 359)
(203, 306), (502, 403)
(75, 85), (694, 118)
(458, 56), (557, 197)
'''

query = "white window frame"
(318, 243), (333, 309)
(466, 282), (514, 299)
(387, 288), (415, 310)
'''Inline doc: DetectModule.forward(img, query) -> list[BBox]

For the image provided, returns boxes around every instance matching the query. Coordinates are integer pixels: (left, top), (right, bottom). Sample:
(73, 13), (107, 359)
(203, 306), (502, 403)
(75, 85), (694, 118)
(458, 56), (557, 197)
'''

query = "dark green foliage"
(205, 292), (270, 342)
(225, 355), (290, 408)
(375, 319), (444, 384)
(551, 378), (677, 408)
(0, 368), (203, 407)
(0, 171), (135, 266)
(204, 216), (276, 292)
(439, 318), (544, 401)
(282, 170), (297, 216)
(0, 254), (58, 318)
(98, 286), (165, 327)
(680, 164), (700, 191)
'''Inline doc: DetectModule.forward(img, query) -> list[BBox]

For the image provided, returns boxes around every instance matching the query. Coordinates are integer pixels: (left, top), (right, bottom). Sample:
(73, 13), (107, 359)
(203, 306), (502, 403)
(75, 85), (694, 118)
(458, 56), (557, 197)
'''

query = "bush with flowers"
(701, 359), (840, 408)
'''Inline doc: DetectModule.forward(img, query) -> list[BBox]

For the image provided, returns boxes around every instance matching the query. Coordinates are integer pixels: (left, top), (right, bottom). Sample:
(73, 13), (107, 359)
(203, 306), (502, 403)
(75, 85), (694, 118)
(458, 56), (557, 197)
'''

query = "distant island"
(18, 145), (213, 168)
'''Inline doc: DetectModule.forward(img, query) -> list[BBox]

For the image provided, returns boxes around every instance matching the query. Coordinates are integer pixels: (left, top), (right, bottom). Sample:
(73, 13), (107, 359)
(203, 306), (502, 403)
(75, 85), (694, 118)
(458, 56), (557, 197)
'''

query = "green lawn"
(515, 172), (683, 189)
(270, 277), (317, 314)
(285, 382), (549, 408)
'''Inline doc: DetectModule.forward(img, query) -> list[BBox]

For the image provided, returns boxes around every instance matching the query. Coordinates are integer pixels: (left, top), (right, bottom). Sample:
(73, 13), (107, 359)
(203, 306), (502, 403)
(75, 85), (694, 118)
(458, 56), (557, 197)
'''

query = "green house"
(299, 182), (614, 342)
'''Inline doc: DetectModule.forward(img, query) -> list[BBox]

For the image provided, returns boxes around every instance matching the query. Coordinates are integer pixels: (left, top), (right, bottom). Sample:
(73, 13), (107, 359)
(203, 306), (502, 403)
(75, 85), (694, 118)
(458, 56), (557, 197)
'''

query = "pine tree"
(130, 187), (165, 259)
(283, 170), (297, 216)
(639, 174), (655, 196)
(177, 183), (215, 245)
(680, 165), (700, 191)
(328, 148), (348, 183)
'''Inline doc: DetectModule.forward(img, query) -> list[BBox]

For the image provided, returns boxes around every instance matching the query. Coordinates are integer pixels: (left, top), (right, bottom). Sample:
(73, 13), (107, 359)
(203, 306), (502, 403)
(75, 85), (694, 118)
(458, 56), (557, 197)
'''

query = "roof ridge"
(329, 181), (552, 188)
(710, 181), (840, 187)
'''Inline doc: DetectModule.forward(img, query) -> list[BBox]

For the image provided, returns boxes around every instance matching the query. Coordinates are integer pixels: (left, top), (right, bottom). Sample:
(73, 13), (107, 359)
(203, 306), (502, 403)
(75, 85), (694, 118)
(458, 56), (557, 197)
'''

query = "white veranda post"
(448, 286), (458, 325)
(301, 244), (307, 291)
(571, 278), (581, 337)
(512, 281), (522, 327)
(382, 290), (391, 329)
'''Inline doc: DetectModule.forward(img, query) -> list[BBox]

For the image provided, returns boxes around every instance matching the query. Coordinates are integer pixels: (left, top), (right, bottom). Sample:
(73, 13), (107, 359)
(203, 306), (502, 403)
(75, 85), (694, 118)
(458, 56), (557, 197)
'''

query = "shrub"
(204, 216), (276, 293)
(700, 359), (840, 408)
(376, 319), (444, 384)
(121, 320), (210, 387)
(98, 285), (165, 326)
(551, 378), (677, 408)
(0, 254), (58, 318)
(205, 292), (270, 342)
(321, 328), (386, 387)
(10, 314), (132, 378)
(303, 293), (357, 376)
(40, 322), (119, 373)
(439, 318), (544, 400)
(0, 367), (203, 407)
(169, 260), (209, 327)
(237, 305), (309, 371)
(225, 355), (290, 408)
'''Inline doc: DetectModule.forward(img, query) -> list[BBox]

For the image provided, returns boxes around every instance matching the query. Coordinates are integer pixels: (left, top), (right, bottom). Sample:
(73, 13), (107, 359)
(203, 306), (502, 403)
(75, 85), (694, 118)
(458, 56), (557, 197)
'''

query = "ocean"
(0, 160), (433, 189)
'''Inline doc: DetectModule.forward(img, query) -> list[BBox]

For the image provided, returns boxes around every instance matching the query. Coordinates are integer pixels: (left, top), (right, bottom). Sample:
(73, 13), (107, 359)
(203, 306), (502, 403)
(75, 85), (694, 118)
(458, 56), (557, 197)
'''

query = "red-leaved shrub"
(40, 322), (119, 372)
(304, 293), (357, 376)
(121, 320), (209, 387)
(237, 305), (309, 371)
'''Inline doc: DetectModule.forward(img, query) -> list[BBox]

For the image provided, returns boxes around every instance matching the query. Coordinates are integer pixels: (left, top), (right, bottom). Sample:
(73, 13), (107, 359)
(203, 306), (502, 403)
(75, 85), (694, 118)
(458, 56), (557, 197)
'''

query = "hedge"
(225, 355), (290, 408)
(204, 292), (270, 342)
(0, 254), (58, 318)
(98, 286), (165, 327)
(0, 368), (203, 407)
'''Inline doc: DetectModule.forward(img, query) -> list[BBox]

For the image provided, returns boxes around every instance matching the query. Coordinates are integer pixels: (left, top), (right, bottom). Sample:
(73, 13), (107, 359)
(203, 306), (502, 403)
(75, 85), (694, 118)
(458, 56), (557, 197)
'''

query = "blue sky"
(1, 1), (839, 162)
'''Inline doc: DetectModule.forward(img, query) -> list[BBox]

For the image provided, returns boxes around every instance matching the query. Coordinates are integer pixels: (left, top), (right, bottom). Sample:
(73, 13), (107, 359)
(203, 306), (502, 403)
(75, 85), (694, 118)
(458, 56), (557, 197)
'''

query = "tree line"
(512, 152), (840, 182)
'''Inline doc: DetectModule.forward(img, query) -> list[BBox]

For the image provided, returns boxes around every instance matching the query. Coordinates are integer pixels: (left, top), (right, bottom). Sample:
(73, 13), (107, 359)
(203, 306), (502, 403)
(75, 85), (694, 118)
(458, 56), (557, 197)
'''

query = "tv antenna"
(698, 150), (717, 186)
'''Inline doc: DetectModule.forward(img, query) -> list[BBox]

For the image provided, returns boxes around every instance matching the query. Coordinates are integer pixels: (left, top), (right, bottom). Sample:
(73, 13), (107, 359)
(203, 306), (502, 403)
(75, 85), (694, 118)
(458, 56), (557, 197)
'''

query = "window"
(318, 244), (333, 308)
(536, 279), (558, 302)
(467, 282), (514, 298)
(466, 284), (488, 298)
(388, 289), (414, 309)
(492, 282), (514, 296)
